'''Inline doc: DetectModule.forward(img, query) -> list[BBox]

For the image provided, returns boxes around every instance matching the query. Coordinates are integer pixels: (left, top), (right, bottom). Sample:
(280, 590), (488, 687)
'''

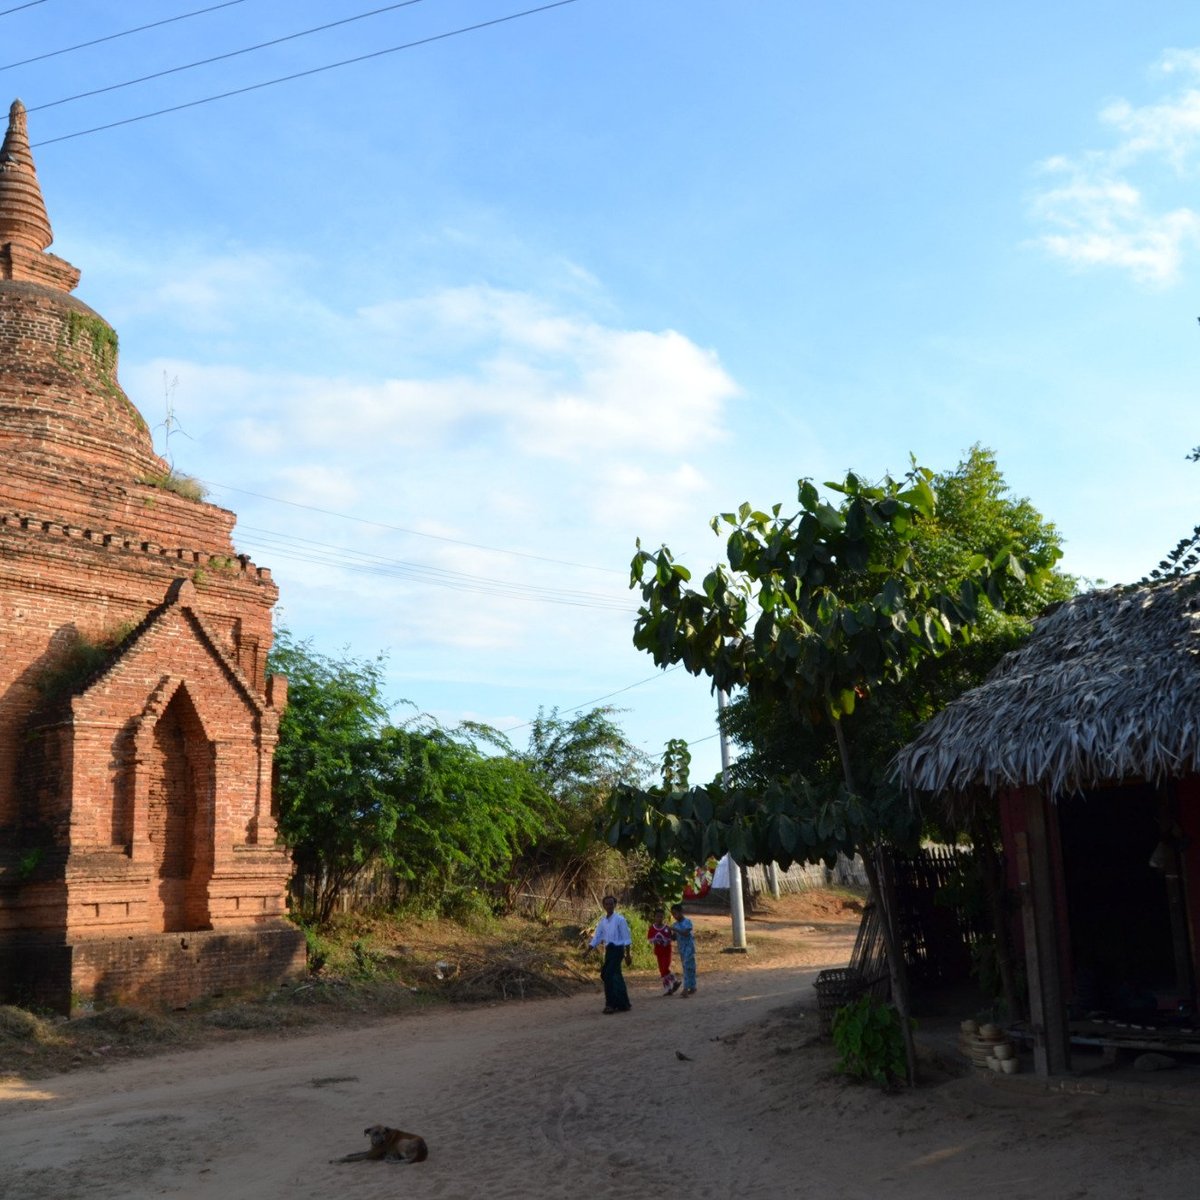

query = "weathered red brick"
(0, 100), (303, 1012)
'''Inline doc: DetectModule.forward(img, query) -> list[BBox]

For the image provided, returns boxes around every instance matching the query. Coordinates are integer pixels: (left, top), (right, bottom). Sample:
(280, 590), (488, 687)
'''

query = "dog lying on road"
(331, 1124), (429, 1164)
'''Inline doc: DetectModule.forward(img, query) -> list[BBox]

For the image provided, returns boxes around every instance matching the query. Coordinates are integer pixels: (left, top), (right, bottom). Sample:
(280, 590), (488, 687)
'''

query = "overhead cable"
(2, 1), (249, 72)
(234, 523), (634, 611)
(204, 478), (624, 575)
(499, 665), (685, 734)
(30, 0), (430, 111)
(0, 0), (48, 16)
(32, 0), (583, 146)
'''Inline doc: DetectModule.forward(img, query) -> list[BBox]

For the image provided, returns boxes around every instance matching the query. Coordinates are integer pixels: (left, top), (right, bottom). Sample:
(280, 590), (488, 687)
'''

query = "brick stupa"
(0, 100), (304, 1011)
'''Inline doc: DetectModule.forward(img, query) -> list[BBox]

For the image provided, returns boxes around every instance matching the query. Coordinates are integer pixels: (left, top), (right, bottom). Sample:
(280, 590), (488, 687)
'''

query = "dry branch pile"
(439, 947), (593, 1003)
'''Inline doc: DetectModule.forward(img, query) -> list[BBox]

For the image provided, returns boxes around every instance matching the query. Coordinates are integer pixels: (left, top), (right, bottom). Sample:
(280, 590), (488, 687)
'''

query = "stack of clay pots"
(959, 1019), (1019, 1074)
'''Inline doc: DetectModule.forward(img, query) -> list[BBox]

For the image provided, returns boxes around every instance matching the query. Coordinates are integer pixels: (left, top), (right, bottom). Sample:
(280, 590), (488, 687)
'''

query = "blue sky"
(8, 0), (1200, 783)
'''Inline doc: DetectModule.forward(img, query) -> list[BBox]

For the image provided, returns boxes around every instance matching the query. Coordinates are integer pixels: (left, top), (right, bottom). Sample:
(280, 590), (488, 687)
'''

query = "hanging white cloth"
(711, 853), (731, 889)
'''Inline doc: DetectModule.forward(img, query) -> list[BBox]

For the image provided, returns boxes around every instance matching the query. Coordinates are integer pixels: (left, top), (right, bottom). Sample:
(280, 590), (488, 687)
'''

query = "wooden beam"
(1017, 788), (1071, 1076)
(1163, 782), (1195, 1008)
(1014, 831), (1047, 1075)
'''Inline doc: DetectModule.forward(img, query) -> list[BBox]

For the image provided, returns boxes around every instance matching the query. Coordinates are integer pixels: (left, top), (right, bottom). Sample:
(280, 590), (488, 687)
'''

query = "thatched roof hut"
(895, 577), (1200, 801)
(895, 578), (1200, 1078)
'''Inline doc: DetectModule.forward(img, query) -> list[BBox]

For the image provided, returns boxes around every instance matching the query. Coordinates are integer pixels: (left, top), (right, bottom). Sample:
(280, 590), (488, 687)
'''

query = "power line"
(500, 665), (684, 735)
(0, 0), (47, 17)
(30, 0), (431, 112)
(32, 0), (583, 147)
(235, 522), (635, 610)
(203, 478), (625, 575)
(2, 1), (250, 72)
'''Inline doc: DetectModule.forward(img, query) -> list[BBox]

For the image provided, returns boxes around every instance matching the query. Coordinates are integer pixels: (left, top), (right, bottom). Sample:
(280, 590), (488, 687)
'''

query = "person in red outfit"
(647, 906), (680, 995)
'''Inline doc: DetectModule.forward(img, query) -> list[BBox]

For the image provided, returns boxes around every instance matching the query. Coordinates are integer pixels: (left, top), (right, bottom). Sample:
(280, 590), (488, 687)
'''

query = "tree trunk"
(860, 845), (918, 1085)
(831, 711), (918, 1086)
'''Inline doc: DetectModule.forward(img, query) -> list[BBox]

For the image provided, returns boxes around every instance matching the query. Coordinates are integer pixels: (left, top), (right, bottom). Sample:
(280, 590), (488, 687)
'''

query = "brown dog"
(331, 1124), (428, 1164)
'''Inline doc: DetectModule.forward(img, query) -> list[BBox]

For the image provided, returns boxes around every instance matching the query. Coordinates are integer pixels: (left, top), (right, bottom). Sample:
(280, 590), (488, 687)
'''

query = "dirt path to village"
(2, 897), (1200, 1200)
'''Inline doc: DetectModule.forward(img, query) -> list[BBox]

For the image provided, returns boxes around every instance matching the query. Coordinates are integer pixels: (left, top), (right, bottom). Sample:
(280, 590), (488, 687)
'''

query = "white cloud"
(594, 461), (711, 534)
(118, 275), (738, 669)
(126, 283), (737, 466)
(1032, 168), (1200, 283)
(1031, 49), (1200, 283)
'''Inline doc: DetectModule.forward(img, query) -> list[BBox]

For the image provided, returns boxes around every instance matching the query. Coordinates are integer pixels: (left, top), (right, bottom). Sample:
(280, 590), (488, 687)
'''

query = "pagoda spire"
(0, 99), (53, 252)
(0, 99), (78, 291)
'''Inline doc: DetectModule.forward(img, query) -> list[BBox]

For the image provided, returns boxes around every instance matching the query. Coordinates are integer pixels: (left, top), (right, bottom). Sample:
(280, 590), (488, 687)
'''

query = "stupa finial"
(0, 99), (54, 253)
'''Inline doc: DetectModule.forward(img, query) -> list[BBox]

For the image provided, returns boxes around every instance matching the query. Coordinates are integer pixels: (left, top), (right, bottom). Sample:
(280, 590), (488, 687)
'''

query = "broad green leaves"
(630, 463), (1028, 715)
(605, 771), (918, 873)
(270, 633), (562, 922)
(614, 452), (1067, 873)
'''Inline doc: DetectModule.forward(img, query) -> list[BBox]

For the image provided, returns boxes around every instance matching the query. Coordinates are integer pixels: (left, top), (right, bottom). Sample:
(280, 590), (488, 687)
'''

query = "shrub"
(0, 1005), (52, 1042)
(138, 468), (208, 502)
(830, 993), (911, 1088)
(36, 623), (136, 701)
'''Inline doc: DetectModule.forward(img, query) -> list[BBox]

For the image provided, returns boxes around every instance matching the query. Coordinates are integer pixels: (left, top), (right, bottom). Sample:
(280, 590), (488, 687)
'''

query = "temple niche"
(0, 99), (305, 1012)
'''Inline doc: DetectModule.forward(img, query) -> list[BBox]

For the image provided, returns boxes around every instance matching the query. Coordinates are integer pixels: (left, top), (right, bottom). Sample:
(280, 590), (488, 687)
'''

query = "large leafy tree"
(605, 458), (1060, 1080)
(504, 706), (653, 916)
(271, 633), (399, 922)
(270, 633), (557, 922)
(526, 705), (652, 812)
(723, 447), (1074, 794)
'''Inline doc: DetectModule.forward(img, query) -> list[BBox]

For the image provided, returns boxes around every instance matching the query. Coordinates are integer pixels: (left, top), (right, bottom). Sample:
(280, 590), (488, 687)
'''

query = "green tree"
(270, 632), (398, 923)
(379, 721), (556, 916)
(505, 706), (652, 917)
(1144, 443), (1200, 581)
(606, 459), (1057, 1081)
(712, 449), (1074, 1021)
(270, 633), (559, 922)
(526, 705), (652, 811)
(723, 447), (1074, 792)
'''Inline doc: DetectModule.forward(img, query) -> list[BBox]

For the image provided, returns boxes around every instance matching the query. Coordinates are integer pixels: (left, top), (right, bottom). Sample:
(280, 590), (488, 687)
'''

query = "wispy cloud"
(126, 280), (737, 473)
(1031, 49), (1200, 284)
(117, 266), (740, 668)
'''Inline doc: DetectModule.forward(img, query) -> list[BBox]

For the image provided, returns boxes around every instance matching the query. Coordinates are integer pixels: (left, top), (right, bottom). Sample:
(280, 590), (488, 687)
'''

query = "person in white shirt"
(586, 894), (633, 1013)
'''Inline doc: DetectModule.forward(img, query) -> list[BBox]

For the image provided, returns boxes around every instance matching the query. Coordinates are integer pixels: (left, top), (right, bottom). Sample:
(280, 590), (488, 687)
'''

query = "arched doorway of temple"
(146, 685), (213, 932)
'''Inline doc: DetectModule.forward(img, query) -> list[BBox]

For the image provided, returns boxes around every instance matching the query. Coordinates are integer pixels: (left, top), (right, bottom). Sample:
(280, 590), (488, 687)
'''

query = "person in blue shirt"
(670, 902), (697, 996)
(587, 894), (633, 1013)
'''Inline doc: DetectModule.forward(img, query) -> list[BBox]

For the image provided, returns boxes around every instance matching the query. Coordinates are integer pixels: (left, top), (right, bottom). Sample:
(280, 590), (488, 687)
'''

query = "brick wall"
(0, 241), (299, 1013)
(0, 923), (307, 1013)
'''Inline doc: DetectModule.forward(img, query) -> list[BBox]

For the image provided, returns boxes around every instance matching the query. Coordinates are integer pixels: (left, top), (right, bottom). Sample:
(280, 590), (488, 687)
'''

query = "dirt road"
(3, 906), (1200, 1199)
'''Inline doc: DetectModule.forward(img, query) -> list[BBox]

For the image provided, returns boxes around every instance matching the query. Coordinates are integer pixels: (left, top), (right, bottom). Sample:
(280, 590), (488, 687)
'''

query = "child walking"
(670, 902), (697, 996)
(647, 907), (680, 996)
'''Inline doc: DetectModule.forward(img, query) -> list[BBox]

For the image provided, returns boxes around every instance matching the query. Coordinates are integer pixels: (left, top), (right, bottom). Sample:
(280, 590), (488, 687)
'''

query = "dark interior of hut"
(1057, 783), (1192, 1025)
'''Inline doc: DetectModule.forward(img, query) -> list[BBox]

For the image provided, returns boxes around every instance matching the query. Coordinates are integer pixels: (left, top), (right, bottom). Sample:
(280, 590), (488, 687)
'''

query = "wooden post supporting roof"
(1016, 788), (1070, 1077)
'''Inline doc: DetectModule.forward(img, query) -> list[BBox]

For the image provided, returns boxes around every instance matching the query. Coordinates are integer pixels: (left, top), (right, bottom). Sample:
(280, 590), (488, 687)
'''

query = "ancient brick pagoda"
(0, 100), (304, 1011)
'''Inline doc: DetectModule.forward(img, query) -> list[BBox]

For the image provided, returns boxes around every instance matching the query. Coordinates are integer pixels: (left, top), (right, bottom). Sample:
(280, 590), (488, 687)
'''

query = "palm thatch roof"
(895, 577), (1200, 801)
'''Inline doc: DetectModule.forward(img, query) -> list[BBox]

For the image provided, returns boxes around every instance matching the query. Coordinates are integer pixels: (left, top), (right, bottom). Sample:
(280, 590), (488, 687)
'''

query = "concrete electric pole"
(717, 690), (747, 951)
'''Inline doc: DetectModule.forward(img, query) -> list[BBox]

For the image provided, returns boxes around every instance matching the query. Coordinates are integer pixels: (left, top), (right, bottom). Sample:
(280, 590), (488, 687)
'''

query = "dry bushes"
(201, 1004), (312, 1031)
(439, 947), (593, 1003)
(0, 1004), (58, 1044)
(71, 1006), (181, 1043)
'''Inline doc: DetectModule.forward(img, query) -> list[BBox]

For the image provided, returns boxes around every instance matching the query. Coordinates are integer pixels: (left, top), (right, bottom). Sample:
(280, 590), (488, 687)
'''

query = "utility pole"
(717, 690), (747, 951)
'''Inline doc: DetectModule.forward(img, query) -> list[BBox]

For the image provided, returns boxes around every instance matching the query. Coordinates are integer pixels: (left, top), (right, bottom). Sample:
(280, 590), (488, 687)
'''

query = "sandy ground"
(3, 901), (1200, 1200)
